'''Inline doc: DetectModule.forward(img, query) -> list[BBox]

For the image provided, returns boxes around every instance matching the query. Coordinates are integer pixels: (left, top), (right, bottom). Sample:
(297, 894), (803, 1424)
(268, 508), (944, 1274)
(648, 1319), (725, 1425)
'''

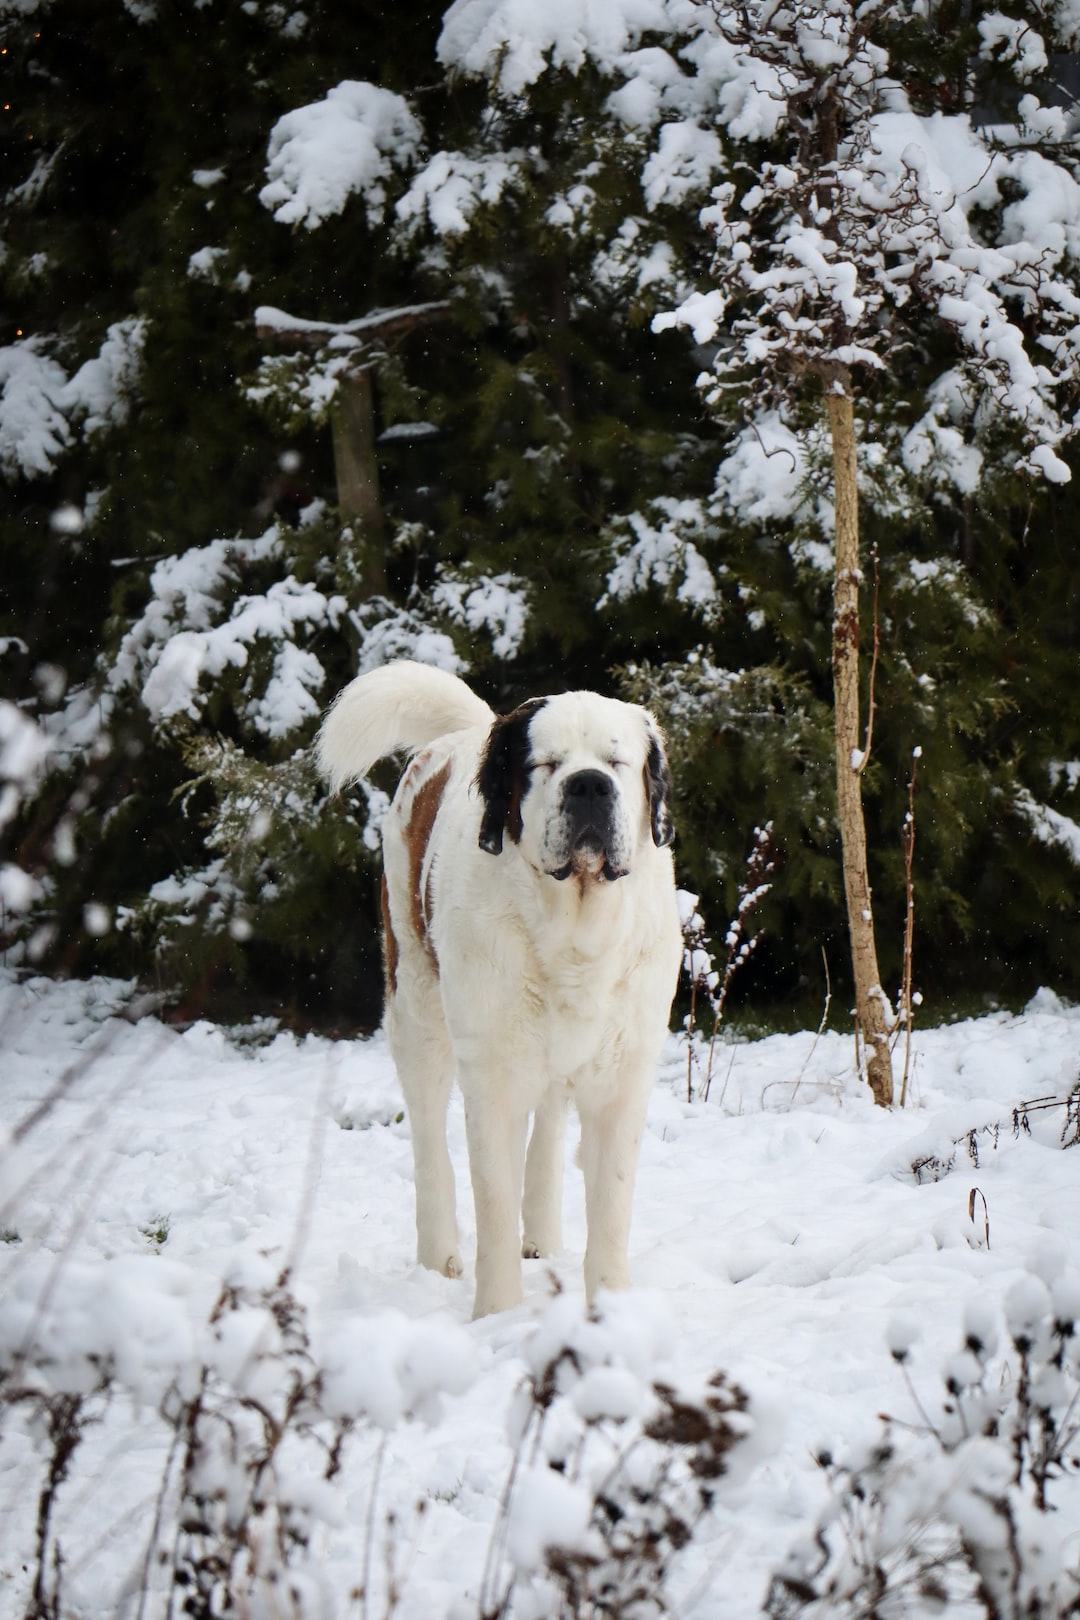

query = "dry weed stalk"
(896, 748), (920, 1108)
(682, 824), (775, 1102)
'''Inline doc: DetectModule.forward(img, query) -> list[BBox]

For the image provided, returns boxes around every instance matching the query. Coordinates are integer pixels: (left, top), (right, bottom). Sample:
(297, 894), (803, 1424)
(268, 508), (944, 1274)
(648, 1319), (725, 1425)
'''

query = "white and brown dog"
(318, 660), (681, 1318)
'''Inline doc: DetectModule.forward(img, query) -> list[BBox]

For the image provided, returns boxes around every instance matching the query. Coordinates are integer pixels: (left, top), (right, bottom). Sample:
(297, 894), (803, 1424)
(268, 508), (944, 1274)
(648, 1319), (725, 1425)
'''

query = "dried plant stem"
(29, 1393), (87, 1620)
(899, 752), (919, 1108)
(968, 1186), (990, 1250)
(685, 973), (700, 1104)
(134, 1425), (185, 1620)
(682, 826), (775, 1101)
(362, 1434), (389, 1620)
(790, 950), (832, 1106)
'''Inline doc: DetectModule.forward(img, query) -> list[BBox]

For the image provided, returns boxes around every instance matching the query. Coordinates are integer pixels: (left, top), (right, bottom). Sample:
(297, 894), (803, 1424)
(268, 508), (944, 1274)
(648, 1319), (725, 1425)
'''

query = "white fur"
(317, 659), (493, 791)
(318, 660), (682, 1318)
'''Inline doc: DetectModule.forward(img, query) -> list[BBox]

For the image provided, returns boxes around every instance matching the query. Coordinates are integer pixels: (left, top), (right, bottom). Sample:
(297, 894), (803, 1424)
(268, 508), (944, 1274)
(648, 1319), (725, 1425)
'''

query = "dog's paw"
(444, 1252), (463, 1279)
(522, 1228), (560, 1259)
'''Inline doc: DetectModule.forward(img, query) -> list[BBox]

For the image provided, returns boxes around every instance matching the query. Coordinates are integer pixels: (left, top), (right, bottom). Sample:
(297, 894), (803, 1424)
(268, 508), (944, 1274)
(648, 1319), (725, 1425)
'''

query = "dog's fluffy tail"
(317, 660), (495, 791)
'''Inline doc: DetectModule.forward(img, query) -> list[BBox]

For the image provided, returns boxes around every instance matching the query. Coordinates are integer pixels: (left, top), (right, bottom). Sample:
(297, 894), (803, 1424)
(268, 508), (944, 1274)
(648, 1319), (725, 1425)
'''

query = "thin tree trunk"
(256, 303), (450, 602)
(329, 366), (386, 596)
(825, 386), (894, 1108)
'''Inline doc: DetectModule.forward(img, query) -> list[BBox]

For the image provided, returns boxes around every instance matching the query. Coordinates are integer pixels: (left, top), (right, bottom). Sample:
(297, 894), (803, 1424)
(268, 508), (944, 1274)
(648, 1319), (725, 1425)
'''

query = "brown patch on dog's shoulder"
(405, 758), (452, 973)
(380, 872), (399, 996)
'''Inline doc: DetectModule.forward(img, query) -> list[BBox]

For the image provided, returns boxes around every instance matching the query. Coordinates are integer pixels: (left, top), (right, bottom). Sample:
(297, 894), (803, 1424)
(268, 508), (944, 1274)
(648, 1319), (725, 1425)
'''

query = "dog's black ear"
(475, 698), (546, 855)
(644, 722), (675, 848)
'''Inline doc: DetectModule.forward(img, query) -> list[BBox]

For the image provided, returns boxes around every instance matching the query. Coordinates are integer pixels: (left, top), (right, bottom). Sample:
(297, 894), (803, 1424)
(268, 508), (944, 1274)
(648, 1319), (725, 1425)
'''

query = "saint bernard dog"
(318, 660), (682, 1318)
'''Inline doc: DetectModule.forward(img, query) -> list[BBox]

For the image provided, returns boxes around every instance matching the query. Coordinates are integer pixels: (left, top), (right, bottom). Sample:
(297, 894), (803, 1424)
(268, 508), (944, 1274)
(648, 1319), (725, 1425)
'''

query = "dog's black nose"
(564, 769), (613, 803)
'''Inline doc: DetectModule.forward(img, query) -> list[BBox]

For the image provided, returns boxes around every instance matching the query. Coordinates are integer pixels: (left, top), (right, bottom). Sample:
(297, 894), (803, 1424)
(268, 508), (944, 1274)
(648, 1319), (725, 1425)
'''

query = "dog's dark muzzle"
(551, 770), (627, 882)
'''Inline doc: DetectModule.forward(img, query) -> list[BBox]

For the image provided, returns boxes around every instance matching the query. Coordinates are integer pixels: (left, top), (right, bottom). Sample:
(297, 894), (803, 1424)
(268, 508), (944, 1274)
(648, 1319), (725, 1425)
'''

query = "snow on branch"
(395, 148), (527, 238)
(437, 0), (674, 96)
(108, 528), (346, 738)
(260, 80), (423, 229)
(1014, 786), (1080, 865)
(0, 320), (147, 481)
(636, 1), (1080, 486)
(249, 303), (452, 420)
(254, 302), (451, 347)
(600, 496), (720, 616)
(0, 339), (71, 479)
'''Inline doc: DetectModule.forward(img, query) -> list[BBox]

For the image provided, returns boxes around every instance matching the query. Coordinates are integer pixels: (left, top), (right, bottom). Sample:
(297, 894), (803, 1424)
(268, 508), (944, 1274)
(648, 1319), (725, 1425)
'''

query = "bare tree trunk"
(330, 367), (387, 597)
(825, 386), (894, 1108)
(256, 303), (449, 603)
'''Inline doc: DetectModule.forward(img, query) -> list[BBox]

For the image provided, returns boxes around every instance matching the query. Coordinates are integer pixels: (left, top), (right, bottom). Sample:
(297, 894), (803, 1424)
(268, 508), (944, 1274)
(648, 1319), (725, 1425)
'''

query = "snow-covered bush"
(482, 1291), (760, 1619)
(0, 1251), (475, 1620)
(766, 1269), (1080, 1619)
(2, 1253), (768, 1619)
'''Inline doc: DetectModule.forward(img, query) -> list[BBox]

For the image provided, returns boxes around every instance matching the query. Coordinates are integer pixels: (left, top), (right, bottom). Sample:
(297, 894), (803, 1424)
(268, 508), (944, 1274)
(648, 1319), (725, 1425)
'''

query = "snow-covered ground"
(2, 969), (1079, 1616)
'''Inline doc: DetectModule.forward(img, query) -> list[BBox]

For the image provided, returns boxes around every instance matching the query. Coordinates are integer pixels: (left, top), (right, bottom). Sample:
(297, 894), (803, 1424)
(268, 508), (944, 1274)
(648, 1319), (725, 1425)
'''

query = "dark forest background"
(2, 0), (1078, 1034)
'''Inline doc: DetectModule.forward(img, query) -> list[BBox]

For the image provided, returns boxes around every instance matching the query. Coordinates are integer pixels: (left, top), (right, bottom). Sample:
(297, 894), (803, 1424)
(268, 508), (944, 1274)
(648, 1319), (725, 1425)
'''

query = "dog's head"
(475, 691), (674, 882)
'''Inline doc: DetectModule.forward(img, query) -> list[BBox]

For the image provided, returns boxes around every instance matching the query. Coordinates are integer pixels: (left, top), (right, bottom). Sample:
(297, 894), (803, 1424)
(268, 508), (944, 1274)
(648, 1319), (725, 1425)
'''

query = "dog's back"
(317, 660), (494, 791)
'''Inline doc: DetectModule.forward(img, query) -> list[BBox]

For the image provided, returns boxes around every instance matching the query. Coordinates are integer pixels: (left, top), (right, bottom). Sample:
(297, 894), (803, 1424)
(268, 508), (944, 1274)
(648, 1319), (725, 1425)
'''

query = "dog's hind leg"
(521, 1086), (567, 1259)
(386, 994), (462, 1280)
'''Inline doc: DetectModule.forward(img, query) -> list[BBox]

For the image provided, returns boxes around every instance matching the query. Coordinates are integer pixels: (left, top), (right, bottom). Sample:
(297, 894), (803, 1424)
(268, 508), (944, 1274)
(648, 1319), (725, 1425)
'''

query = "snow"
(641, 119), (724, 210)
(254, 302), (448, 338)
(437, 0), (673, 95)
(0, 704), (52, 917)
(0, 862), (39, 912)
(396, 150), (525, 238)
(108, 528), (347, 738)
(0, 338), (71, 479)
(507, 1466), (600, 1573)
(711, 413), (807, 527)
(64, 316), (146, 438)
(261, 81), (423, 229)
(188, 245), (228, 281)
(0, 699), (50, 790)
(1014, 785), (1080, 864)
(349, 598), (466, 677)
(3, 970), (1079, 1615)
(430, 572), (530, 660)
(601, 497), (719, 615)
(978, 12), (1049, 78)
(0, 321), (146, 479)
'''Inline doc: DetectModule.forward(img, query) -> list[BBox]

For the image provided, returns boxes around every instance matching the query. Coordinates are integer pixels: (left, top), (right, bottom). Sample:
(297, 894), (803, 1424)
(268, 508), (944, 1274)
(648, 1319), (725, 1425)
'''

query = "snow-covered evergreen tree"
(418, 0), (1080, 1029)
(4, 0), (1080, 1021)
(0, 0), (452, 1016)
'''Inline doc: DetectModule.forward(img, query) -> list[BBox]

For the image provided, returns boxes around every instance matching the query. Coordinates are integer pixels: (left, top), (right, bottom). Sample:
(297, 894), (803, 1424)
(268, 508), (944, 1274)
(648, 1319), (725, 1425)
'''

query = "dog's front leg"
(462, 1090), (529, 1318)
(577, 1082), (650, 1302)
(522, 1086), (568, 1259)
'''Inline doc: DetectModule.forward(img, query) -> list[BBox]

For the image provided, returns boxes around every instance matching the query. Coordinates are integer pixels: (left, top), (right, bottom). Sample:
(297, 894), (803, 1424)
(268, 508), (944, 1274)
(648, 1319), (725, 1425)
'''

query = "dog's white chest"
(531, 947), (624, 1080)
